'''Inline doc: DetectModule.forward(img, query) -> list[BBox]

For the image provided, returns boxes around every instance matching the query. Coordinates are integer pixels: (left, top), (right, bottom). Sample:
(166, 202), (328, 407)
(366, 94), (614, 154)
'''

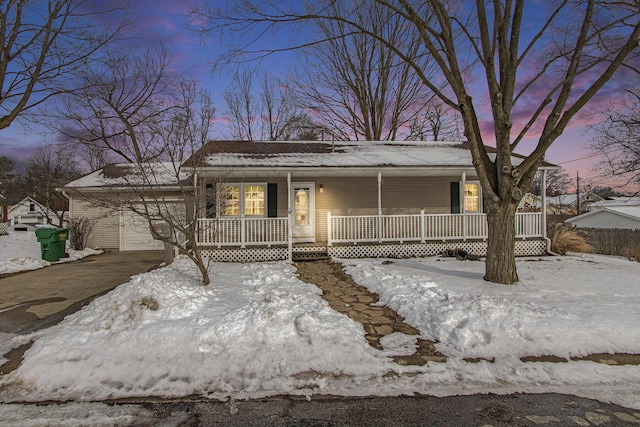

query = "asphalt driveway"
(0, 250), (164, 334)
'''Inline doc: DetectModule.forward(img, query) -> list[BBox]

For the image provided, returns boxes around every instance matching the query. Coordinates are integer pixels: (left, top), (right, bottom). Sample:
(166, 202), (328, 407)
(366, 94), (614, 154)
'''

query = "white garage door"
(120, 209), (164, 251)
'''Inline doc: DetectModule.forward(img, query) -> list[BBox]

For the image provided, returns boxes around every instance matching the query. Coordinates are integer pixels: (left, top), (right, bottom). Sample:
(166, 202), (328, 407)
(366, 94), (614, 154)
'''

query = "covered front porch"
(194, 171), (549, 262)
(196, 211), (547, 262)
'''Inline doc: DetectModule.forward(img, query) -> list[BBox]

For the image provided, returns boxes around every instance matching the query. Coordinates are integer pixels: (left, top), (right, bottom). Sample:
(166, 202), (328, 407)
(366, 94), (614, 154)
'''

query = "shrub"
(626, 245), (640, 262)
(550, 224), (594, 255)
(68, 217), (94, 250)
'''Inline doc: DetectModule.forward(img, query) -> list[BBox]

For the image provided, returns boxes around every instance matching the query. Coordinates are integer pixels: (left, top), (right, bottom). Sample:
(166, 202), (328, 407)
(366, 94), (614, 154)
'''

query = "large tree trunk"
(484, 200), (519, 284)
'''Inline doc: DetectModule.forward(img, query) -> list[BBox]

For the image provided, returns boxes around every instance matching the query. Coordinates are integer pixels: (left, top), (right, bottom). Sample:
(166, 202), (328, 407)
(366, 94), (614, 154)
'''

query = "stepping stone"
(294, 260), (447, 365)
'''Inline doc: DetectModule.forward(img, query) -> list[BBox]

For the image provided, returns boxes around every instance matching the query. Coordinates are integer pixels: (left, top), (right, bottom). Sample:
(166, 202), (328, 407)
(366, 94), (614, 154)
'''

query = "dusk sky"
(1, 0), (636, 192)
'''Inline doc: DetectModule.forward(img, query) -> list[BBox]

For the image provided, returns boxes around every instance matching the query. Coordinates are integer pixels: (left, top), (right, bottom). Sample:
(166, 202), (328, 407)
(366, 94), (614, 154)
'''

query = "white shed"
(566, 206), (640, 230)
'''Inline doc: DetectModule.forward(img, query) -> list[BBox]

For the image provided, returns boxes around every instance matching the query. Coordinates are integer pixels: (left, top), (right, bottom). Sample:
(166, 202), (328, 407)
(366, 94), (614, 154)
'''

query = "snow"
(0, 229), (101, 275)
(198, 140), (530, 169)
(1, 253), (639, 410)
(65, 162), (187, 189)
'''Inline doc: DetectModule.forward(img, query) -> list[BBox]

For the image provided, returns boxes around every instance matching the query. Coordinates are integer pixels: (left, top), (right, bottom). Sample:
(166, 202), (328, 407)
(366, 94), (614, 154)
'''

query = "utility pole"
(576, 172), (581, 216)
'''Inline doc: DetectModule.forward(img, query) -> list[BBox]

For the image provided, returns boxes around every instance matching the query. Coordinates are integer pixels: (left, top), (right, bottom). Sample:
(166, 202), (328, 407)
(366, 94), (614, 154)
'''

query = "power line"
(557, 153), (601, 164)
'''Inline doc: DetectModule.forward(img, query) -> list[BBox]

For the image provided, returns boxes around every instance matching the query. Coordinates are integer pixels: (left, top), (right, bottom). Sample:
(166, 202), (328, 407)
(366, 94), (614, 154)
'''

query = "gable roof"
(588, 197), (640, 210)
(566, 206), (640, 227)
(8, 196), (56, 216)
(65, 162), (190, 190)
(183, 140), (559, 173)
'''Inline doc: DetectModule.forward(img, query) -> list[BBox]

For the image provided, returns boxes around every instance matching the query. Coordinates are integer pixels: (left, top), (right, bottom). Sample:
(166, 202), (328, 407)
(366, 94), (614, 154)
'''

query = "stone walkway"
(294, 260), (446, 366)
(295, 259), (640, 369)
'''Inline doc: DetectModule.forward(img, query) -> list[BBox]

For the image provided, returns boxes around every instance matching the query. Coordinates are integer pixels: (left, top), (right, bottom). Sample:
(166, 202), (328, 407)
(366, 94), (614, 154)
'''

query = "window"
(244, 185), (265, 216)
(464, 183), (481, 213)
(221, 185), (240, 216)
(220, 184), (265, 217)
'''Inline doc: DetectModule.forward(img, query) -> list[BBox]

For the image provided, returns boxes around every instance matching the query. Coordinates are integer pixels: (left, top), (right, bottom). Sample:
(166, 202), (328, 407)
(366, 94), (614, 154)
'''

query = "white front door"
(291, 183), (315, 243)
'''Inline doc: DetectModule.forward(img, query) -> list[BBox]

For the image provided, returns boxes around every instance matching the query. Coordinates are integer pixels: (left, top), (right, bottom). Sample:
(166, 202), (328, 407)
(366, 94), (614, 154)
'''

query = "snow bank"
(2, 254), (640, 409)
(342, 255), (640, 359)
(3, 258), (390, 401)
(0, 230), (101, 275)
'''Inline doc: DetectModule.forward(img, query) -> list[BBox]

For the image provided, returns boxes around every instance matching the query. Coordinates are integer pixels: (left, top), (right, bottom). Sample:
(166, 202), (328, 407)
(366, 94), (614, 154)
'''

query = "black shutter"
(450, 182), (460, 214)
(267, 183), (278, 217)
(205, 183), (215, 218)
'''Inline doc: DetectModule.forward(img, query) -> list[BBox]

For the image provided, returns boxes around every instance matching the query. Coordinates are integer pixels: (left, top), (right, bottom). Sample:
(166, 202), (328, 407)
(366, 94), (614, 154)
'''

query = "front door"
(291, 183), (315, 243)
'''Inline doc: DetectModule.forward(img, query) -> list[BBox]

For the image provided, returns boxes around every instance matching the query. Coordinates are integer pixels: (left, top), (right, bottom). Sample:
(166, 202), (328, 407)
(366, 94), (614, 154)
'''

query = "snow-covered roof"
(589, 197), (640, 210)
(566, 206), (640, 229)
(65, 162), (189, 189)
(183, 140), (558, 171)
(605, 206), (640, 220)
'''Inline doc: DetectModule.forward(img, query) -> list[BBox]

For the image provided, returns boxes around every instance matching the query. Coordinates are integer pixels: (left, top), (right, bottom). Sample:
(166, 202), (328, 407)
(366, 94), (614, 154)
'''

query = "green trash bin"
(35, 227), (69, 262)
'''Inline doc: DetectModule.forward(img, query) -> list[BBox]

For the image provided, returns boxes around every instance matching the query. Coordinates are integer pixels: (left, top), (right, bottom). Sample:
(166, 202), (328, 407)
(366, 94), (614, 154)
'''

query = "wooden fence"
(580, 228), (640, 257)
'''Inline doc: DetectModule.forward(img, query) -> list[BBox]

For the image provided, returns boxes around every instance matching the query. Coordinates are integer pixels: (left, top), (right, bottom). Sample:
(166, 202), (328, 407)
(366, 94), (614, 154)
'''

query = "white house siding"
(120, 208), (164, 251)
(70, 199), (119, 249)
(567, 210), (640, 230)
(314, 176), (453, 243)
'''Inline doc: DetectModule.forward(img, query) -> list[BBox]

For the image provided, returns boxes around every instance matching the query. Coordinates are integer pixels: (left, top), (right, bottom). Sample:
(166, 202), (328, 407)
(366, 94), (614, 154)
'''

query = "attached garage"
(64, 163), (190, 251)
(119, 209), (164, 251)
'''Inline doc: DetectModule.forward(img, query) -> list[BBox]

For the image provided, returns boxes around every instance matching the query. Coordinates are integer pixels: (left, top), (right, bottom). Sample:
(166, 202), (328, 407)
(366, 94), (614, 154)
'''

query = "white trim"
(290, 182), (316, 243)
(218, 182), (268, 218)
(462, 181), (483, 213)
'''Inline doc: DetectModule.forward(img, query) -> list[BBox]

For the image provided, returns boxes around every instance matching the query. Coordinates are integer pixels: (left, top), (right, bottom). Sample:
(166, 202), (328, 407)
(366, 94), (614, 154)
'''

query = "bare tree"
(196, 0), (640, 284)
(50, 44), (179, 164)
(406, 101), (462, 141)
(292, 0), (436, 141)
(591, 87), (640, 187)
(224, 69), (259, 141)
(224, 69), (313, 141)
(25, 143), (82, 227)
(0, 0), (130, 131)
(530, 168), (572, 197)
(53, 44), (217, 285)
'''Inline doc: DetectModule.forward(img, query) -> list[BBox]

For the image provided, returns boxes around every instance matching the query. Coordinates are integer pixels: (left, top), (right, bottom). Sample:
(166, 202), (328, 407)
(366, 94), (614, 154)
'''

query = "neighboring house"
(518, 193), (543, 212)
(566, 206), (640, 230)
(547, 192), (603, 215)
(7, 196), (58, 230)
(64, 163), (188, 251)
(586, 196), (640, 212)
(180, 140), (558, 262)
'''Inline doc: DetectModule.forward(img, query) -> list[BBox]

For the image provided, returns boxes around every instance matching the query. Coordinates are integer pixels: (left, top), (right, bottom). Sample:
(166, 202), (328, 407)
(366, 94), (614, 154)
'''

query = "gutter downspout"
(287, 173), (292, 262)
(377, 172), (382, 243)
(541, 169), (557, 255)
(461, 171), (467, 241)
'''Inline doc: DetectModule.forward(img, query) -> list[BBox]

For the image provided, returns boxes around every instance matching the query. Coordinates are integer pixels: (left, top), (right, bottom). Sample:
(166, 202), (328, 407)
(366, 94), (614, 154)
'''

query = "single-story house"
(181, 140), (558, 262)
(566, 206), (640, 230)
(7, 196), (59, 231)
(586, 196), (640, 212)
(547, 192), (603, 215)
(63, 163), (189, 251)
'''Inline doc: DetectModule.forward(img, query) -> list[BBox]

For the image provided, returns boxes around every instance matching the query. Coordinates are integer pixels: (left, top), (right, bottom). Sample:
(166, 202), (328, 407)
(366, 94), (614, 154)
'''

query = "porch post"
(420, 208), (425, 243)
(240, 212), (246, 248)
(461, 171), (467, 241)
(541, 169), (547, 238)
(193, 171), (199, 245)
(287, 172), (292, 262)
(327, 211), (332, 247)
(377, 172), (382, 243)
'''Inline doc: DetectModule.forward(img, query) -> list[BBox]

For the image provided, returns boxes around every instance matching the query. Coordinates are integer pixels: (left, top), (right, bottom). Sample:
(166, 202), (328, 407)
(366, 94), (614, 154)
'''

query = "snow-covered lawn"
(1, 253), (639, 410)
(0, 229), (101, 275)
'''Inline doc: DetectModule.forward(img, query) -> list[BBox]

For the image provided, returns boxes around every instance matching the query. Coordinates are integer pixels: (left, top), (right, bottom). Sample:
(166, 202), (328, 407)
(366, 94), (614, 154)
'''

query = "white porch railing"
(196, 212), (544, 247)
(197, 217), (288, 248)
(327, 211), (544, 246)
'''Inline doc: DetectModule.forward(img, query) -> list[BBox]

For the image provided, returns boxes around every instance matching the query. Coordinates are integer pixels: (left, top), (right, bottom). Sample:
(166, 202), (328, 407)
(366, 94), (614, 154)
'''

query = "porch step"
(292, 250), (329, 262)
